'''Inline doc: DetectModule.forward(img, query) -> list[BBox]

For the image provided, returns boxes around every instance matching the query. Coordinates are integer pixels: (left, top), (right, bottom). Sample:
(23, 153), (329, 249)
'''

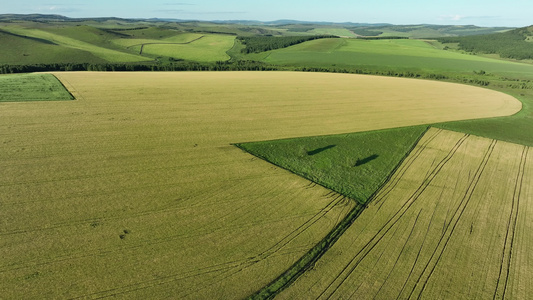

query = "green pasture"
(111, 33), (204, 48)
(0, 29), (104, 65)
(42, 25), (123, 45)
(114, 26), (184, 39)
(2, 26), (149, 63)
(140, 34), (235, 62)
(0, 73), (73, 102)
(373, 25), (512, 38)
(252, 38), (533, 78)
(308, 27), (357, 37)
(236, 126), (428, 203)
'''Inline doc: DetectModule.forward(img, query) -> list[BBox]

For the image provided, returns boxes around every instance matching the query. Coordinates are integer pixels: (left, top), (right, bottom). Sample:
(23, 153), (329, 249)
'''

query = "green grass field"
(308, 27), (357, 37)
(140, 34), (235, 62)
(1, 26), (149, 63)
(250, 38), (533, 78)
(0, 29), (105, 65)
(236, 126), (428, 203)
(111, 33), (204, 48)
(0, 73), (73, 102)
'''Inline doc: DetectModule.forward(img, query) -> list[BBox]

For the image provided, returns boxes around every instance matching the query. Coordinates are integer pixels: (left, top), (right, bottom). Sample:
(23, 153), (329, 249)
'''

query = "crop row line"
(319, 132), (470, 299)
(75, 192), (349, 299)
(410, 139), (497, 299)
(256, 193), (348, 260)
(372, 127), (439, 210)
(247, 128), (433, 299)
(352, 209), (424, 299)
(493, 146), (529, 300)
(0, 182), (313, 273)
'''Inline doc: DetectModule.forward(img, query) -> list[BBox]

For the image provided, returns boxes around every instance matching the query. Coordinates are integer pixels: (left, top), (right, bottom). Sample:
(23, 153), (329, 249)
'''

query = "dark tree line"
(0, 60), (279, 74)
(438, 27), (533, 60)
(4, 60), (529, 90)
(350, 28), (383, 37)
(356, 36), (408, 40)
(237, 35), (338, 53)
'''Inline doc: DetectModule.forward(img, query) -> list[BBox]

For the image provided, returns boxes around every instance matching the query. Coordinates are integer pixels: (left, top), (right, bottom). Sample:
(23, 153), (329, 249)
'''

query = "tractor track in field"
(373, 127), (440, 211)
(354, 209), (423, 299)
(410, 139), (497, 299)
(126, 35), (205, 55)
(397, 205), (440, 298)
(317, 133), (470, 299)
(493, 146), (529, 300)
(71, 191), (350, 299)
(247, 128), (432, 300)
(3, 177), (350, 298)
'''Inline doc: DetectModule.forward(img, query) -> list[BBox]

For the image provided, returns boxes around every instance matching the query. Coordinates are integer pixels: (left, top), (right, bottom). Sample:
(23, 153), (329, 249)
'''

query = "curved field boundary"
(126, 35), (205, 54)
(0, 72), (524, 299)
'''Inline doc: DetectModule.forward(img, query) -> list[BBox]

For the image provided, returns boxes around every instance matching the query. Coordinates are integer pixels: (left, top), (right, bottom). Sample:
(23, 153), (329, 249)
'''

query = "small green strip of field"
(236, 125), (428, 204)
(0, 73), (74, 102)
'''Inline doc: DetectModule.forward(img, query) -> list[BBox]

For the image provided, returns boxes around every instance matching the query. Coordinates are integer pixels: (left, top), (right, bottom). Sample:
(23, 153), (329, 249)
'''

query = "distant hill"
(439, 25), (533, 60)
(0, 13), (528, 69)
(0, 14), (512, 38)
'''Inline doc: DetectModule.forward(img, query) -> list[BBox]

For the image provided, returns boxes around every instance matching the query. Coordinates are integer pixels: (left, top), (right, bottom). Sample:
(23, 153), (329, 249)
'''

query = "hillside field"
(139, 34), (235, 62)
(246, 38), (533, 78)
(0, 72), (520, 299)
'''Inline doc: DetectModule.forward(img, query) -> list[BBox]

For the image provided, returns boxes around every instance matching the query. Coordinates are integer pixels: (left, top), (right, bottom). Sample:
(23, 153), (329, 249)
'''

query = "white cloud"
(37, 3), (83, 13)
(439, 14), (465, 22)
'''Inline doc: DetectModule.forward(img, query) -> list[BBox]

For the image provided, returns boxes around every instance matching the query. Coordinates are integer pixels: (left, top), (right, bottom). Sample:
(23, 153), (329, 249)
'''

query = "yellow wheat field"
(0, 72), (522, 298)
(279, 128), (532, 299)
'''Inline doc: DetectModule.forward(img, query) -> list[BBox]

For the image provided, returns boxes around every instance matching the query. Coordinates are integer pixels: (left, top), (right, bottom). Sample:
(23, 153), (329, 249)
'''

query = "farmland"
(0, 24), (234, 65)
(138, 34), (235, 62)
(0, 72), (520, 298)
(1, 26), (149, 63)
(249, 38), (533, 77)
(277, 128), (533, 299)
(2, 14), (533, 300)
(0, 73), (73, 102)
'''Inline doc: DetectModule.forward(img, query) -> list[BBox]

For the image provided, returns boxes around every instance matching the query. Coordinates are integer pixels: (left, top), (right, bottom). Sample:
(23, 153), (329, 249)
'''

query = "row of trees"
(237, 35), (338, 53)
(0, 60), (280, 74)
(438, 27), (533, 60)
(4, 61), (530, 90)
(356, 36), (408, 40)
(350, 28), (383, 37)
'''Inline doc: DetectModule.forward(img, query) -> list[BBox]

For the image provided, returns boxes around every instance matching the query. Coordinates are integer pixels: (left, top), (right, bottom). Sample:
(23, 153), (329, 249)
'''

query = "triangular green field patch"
(236, 126), (429, 204)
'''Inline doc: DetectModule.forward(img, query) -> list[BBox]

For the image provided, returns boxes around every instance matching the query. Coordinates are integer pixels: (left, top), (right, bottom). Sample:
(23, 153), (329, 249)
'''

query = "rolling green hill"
(439, 26), (533, 60)
(0, 29), (105, 64)
(2, 26), (149, 63)
(243, 37), (533, 79)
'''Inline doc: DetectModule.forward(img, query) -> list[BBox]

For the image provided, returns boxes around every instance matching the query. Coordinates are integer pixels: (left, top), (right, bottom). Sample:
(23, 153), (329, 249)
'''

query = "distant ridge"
(0, 14), (512, 31)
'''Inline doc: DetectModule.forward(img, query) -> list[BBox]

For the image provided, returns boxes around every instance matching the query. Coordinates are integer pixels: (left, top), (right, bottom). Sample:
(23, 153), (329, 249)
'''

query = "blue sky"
(2, 0), (531, 27)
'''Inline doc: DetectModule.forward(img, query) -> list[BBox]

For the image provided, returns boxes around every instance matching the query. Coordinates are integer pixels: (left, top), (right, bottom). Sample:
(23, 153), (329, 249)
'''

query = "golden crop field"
(0, 72), (521, 298)
(279, 128), (532, 299)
